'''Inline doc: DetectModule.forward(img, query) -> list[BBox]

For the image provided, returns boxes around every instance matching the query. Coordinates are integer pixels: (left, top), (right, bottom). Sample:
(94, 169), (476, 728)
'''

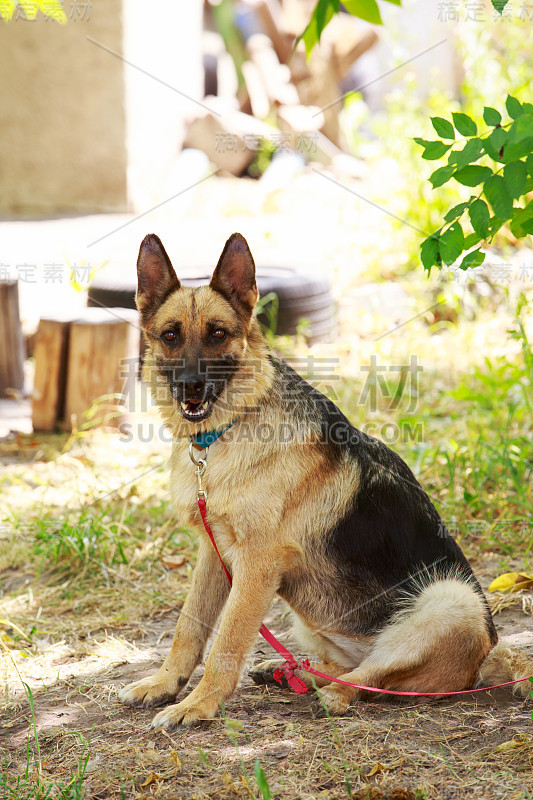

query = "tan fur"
(316, 580), (493, 714)
(477, 641), (533, 697)
(118, 234), (512, 729)
(292, 615), (373, 670)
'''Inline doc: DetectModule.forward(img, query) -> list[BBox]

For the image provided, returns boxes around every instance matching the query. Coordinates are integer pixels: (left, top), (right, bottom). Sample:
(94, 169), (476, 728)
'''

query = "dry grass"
(1, 418), (532, 799)
(489, 592), (533, 617)
(2, 612), (532, 800)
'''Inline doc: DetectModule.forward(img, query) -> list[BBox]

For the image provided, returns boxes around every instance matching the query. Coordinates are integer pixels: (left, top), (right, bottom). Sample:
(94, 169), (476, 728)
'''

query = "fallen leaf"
(222, 769), (234, 787)
(139, 772), (162, 787)
(496, 734), (529, 752)
(139, 763), (181, 786)
(488, 572), (533, 593)
(169, 749), (181, 772)
(366, 757), (404, 777)
(162, 555), (187, 569)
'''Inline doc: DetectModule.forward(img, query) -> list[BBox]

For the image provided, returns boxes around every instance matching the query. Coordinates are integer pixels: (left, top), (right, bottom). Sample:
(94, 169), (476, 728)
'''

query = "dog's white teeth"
(181, 400), (209, 416)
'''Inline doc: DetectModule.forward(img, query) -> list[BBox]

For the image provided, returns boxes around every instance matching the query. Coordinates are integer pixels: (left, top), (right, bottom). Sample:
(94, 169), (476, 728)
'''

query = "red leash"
(197, 496), (532, 698)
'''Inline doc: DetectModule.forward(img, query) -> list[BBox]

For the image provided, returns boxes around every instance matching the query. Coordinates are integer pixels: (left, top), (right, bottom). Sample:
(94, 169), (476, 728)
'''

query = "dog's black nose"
(183, 378), (205, 402)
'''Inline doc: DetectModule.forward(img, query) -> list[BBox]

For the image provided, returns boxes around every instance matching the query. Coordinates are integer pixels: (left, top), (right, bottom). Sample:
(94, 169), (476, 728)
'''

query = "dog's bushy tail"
(477, 642), (533, 697)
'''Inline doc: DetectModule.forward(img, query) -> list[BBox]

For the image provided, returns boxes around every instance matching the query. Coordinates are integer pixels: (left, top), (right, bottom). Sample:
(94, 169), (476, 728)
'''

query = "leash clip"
(196, 463), (207, 501)
(189, 441), (208, 500)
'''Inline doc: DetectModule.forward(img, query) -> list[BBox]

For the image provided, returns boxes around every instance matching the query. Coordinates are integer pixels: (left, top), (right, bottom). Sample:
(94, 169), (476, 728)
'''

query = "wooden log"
(0, 281), (25, 397)
(241, 59), (271, 119)
(32, 316), (70, 432)
(248, 34), (299, 106)
(291, 47), (342, 145)
(64, 308), (139, 430)
(331, 28), (378, 80)
(249, 0), (295, 64)
(184, 100), (277, 175)
(32, 307), (140, 432)
(286, 13), (379, 148)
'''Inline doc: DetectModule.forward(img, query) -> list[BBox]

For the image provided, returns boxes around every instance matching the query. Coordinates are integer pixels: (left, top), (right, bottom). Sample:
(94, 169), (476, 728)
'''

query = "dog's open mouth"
(180, 399), (212, 422)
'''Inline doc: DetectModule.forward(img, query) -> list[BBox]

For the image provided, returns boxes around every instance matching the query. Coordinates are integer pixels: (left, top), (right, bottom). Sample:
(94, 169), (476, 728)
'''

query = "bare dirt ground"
(3, 561), (533, 800)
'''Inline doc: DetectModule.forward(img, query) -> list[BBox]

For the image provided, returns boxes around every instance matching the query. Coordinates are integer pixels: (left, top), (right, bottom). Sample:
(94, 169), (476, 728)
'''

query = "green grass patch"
(2, 684), (90, 800)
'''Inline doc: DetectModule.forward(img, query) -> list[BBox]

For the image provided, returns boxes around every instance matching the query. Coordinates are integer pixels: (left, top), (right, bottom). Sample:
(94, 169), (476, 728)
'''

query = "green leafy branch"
(300, 0), (512, 57)
(299, 0), (401, 57)
(416, 96), (533, 273)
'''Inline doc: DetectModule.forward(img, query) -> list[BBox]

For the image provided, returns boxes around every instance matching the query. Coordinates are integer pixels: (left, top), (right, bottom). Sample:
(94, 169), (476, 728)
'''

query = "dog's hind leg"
(317, 579), (493, 714)
(477, 641), (533, 697)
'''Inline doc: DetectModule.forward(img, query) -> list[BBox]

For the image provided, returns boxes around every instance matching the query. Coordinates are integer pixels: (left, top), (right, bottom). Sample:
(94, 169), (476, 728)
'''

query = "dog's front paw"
(315, 685), (352, 716)
(118, 672), (187, 709)
(150, 694), (220, 729)
(249, 658), (284, 686)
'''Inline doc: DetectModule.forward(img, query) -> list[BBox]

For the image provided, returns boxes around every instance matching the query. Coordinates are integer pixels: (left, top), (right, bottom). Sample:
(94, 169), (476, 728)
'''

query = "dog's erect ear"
(136, 234), (180, 316)
(209, 233), (258, 314)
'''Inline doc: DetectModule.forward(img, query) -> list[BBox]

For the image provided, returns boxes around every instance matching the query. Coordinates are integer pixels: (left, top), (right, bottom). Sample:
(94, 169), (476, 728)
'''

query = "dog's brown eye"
(212, 329), (226, 340)
(162, 330), (176, 343)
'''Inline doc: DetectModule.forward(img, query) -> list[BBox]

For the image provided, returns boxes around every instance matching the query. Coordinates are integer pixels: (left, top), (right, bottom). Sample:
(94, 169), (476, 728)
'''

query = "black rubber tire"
(88, 267), (336, 342)
(276, 304), (334, 326)
(87, 281), (137, 311)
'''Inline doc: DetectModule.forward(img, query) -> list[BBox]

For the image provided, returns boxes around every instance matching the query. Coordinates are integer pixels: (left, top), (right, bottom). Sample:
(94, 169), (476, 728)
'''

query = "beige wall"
(0, 1), (204, 216)
(0, 1), (128, 215)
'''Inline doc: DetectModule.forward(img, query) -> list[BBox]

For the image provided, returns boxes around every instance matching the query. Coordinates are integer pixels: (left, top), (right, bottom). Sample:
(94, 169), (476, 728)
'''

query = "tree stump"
(65, 308), (139, 429)
(32, 316), (70, 431)
(0, 281), (25, 397)
(32, 308), (139, 432)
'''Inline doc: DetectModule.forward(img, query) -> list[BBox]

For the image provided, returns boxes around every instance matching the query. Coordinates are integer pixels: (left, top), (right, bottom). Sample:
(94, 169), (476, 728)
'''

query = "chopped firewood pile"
(185, 0), (378, 174)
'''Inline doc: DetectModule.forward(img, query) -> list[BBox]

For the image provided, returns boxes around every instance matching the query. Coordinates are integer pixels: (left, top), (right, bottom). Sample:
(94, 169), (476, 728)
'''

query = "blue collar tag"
(191, 419), (236, 449)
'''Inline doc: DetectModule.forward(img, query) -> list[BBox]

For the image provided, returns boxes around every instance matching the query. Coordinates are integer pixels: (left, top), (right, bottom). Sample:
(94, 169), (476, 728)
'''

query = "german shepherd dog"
(119, 232), (531, 728)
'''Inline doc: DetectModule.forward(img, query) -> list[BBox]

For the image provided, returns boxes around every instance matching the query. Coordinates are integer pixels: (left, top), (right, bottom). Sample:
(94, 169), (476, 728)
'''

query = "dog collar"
(190, 419), (236, 449)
